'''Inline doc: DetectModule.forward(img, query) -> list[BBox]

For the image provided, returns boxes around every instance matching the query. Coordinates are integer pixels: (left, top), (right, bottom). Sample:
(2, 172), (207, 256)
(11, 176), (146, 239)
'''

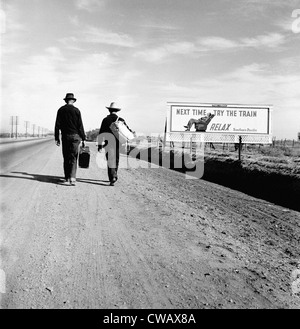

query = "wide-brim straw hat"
(106, 102), (121, 112)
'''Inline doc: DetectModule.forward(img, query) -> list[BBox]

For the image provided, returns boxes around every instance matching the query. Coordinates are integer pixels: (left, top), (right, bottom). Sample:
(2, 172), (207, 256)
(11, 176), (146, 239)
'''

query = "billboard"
(166, 102), (272, 143)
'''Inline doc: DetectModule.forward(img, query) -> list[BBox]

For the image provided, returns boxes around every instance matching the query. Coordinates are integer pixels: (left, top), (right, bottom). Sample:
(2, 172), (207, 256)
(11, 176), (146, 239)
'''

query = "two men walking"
(54, 94), (135, 186)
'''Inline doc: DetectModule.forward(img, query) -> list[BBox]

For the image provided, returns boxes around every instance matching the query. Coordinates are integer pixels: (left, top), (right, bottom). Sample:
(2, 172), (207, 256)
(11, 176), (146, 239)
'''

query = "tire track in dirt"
(0, 142), (61, 309)
(117, 167), (277, 308)
(117, 163), (300, 308)
(102, 204), (173, 308)
(81, 165), (175, 308)
(1, 143), (300, 309)
(135, 167), (300, 247)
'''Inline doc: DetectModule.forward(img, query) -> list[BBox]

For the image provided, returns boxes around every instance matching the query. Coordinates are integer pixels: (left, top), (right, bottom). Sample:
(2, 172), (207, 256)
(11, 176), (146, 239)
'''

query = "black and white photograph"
(0, 0), (299, 316)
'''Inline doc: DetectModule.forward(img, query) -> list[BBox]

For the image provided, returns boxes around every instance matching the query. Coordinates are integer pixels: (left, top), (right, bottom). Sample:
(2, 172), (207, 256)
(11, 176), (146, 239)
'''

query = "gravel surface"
(0, 141), (299, 309)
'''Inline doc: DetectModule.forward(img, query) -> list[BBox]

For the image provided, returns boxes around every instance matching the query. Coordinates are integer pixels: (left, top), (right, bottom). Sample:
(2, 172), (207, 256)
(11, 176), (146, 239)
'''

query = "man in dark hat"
(54, 93), (86, 186)
(97, 102), (135, 186)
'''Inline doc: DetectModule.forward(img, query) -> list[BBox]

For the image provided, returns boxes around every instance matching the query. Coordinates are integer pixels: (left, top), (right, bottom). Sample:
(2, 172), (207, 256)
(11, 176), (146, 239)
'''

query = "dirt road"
(0, 141), (299, 309)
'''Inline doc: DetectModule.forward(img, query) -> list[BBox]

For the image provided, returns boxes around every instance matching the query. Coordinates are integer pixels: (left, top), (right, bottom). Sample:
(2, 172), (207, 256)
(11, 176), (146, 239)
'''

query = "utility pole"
(24, 121), (30, 138)
(15, 116), (19, 139)
(10, 116), (14, 138)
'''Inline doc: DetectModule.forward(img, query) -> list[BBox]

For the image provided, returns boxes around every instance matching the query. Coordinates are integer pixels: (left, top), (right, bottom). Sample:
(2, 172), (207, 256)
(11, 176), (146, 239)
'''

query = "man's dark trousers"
(62, 134), (81, 180)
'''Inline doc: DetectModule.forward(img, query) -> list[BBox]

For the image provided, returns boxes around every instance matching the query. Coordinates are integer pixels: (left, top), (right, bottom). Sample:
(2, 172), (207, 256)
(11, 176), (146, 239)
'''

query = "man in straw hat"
(97, 102), (135, 186)
(54, 93), (86, 186)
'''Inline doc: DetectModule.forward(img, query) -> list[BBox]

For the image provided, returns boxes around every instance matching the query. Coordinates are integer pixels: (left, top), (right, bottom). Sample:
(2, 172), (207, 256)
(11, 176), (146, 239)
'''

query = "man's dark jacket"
(55, 104), (85, 141)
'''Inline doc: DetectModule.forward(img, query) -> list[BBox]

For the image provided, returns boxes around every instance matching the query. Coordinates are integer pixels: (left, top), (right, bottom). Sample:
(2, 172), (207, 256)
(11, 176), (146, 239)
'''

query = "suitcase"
(78, 143), (90, 168)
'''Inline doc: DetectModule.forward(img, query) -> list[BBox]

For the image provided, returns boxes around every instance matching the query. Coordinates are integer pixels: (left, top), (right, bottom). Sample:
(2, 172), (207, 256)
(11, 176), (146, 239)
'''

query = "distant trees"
(86, 129), (99, 141)
(0, 133), (11, 138)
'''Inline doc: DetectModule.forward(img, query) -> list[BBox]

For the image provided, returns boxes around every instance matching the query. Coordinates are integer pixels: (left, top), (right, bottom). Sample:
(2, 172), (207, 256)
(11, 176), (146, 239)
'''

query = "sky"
(0, 0), (300, 139)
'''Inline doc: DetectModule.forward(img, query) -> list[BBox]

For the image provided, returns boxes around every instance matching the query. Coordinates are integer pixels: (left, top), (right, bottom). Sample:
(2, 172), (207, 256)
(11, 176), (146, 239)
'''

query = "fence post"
(190, 136), (196, 161)
(238, 136), (242, 161)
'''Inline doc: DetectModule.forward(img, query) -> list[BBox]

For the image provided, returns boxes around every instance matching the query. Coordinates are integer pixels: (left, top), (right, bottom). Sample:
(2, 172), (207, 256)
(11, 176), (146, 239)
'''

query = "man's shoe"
(70, 179), (76, 186)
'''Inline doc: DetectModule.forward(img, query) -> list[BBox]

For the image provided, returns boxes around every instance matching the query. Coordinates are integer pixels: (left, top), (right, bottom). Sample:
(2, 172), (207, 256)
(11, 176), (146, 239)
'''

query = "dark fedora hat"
(106, 102), (121, 112)
(64, 93), (77, 102)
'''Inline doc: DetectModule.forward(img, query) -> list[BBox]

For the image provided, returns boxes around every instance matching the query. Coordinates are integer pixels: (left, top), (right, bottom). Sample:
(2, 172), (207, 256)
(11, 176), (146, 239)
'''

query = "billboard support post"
(163, 117), (167, 151)
(238, 135), (242, 161)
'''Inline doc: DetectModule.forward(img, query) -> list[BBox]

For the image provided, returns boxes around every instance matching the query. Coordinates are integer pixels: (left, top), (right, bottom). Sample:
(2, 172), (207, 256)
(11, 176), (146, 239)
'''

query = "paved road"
(0, 138), (53, 174)
(0, 141), (299, 309)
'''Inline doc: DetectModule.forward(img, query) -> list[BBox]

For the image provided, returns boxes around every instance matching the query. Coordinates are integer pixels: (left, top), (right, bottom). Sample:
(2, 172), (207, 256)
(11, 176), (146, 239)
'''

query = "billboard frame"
(165, 102), (273, 144)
